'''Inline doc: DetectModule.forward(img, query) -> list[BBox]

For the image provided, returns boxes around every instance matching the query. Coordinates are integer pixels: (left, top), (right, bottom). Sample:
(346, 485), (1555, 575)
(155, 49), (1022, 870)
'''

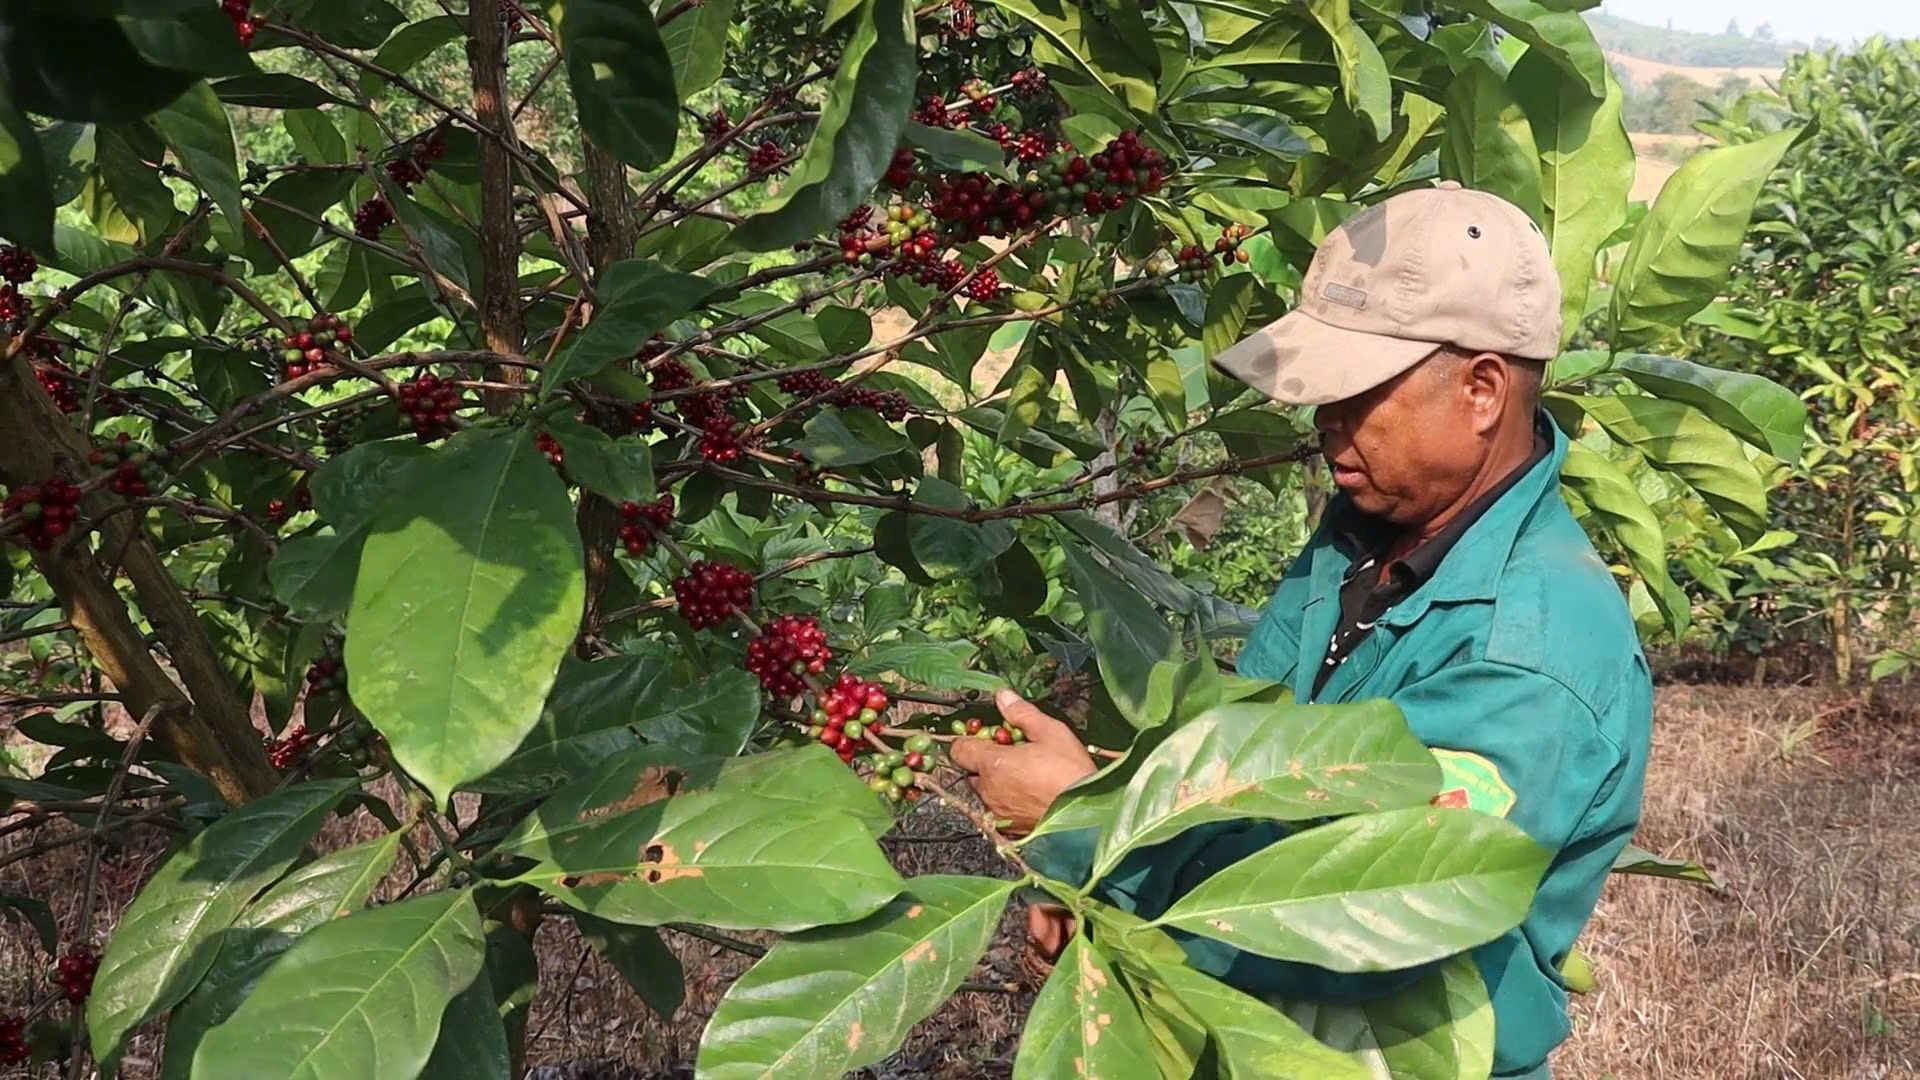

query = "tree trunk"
(574, 140), (641, 647)
(464, 0), (526, 414)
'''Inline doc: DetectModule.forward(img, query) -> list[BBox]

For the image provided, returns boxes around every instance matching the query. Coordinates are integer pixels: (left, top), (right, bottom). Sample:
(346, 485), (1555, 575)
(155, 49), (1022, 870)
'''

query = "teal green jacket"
(1029, 420), (1651, 1077)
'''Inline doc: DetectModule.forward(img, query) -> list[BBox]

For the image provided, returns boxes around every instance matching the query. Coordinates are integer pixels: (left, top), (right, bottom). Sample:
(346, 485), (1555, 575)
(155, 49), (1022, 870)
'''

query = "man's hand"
(950, 689), (1096, 836)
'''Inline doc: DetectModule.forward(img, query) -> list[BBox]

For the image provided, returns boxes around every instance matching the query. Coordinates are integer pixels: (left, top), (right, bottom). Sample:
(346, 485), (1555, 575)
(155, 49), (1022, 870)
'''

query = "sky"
(1595, 0), (1920, 46)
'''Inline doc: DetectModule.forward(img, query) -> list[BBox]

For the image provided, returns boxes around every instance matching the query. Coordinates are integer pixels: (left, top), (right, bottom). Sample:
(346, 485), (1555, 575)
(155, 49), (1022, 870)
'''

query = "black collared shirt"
(1311, 435), (1550, 698)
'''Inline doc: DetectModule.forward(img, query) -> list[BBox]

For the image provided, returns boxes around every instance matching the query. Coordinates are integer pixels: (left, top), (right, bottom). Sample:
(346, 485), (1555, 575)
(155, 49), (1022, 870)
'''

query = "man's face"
(1314, 353), (1486, 528)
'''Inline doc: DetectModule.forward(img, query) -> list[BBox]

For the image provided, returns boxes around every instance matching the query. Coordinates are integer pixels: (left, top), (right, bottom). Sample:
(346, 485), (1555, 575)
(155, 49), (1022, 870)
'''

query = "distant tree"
(1756, 22), (1775, 42)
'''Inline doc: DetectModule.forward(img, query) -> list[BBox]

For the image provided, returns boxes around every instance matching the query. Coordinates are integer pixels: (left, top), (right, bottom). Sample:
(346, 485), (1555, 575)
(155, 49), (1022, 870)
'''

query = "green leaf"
(1441, 60), (1543, 224)
(1014, 935), (1156, 1079)
(151, 83), (245, 255)
(0, 96), (54, 253)
(472, 653), (759, 795)
(1144, 962), (1369, 1080)
(1513, 54), (1632, 343)
(904, 477), (1014, 579)
(696, 875), (1016, 1078)
(1089, 699), (1441, 882)
(88, 781), (354, 1070)
(1281, 955), (1494, 1080)
(902, 122), (1009, 175)
(345, 427), (585, 807)
(1062, 543), (1177, 728)
(1559, 440), (1689, 633)
(660, 0), (735, 98)
(418, 963), (509, 1080)
(1613, 354), (1806, 463)
(734, 0), (917, 250)
(1611, 842), (1721, 887)
(162, 833), (403, 1080)
(285, 110), (347, 166)
(0, 12), (198, 124)
(273, 0), (408, 50)
(849, 641), (1008, 692)
(1445, 0), (1607, 98)
(211, 74), (348, 109)
(1148, 806), (1550, 972)
(544, 415), (655, 504)
(118, 0), (257, 77)
(1559, 394), (1769, 541)
(550, 0), (681, 168)
(0, 891), (57, 956)
(577, 914), (683, 1020)
(364, 14), (466, 94)
(190, 890), (486, 1080)
(984, 0), (1157, 114)
(542, 259), (712, 393)
(1611, 127), (1803, 343)
(796, 407), (913, 466)
(315, 439), (435, 530)
(1307, 0), (1393, 140)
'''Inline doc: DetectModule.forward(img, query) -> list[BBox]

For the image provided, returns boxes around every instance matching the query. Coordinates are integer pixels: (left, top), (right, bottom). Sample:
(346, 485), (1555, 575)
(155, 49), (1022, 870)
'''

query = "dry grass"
(2, 685), (1916, 1078)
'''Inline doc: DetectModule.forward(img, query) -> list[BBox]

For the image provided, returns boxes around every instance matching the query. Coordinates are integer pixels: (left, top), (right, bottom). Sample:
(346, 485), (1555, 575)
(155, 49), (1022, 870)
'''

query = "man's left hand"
(949, 689), (1097, 835)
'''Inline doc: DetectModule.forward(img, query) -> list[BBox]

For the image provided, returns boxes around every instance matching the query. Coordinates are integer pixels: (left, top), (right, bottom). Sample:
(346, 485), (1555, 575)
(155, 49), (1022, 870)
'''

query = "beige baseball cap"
(1214, 181), (1561, 406)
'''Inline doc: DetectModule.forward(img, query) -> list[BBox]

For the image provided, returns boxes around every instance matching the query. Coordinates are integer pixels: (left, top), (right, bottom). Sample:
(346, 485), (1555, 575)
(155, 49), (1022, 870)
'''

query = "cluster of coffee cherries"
(807, 673), (893, 763)
(279, 313), (353, 381)
(264, 725), (317, 770)
(776, 369), (839, 399)
(1009, 67), (1047, 95)
(0, 1016), (25, 1064)
(535, 430), (565, 467)
(3, 477), (82, 551)
(950, 713), (1027, 745)
(865, 733), (934, 802)
(942, 0), (976, 38)
(397, 372), (464, 440)
(1175, 223), (1256, 281)
(306, 650), (347, 697)
(265, 487), (312, 527)
(353, 197), (396, 240)
(747, 140), (787, 175)
(702, 108), (733, 139)
(837, 203), (939, 267)
(32, 356), (78, 413)
(385, 131), (448, 189)
(616, 495), (675, 557)
(54, 948), (99, 1004)
(697, 415), (748, 463)
(87, 434), (168, 498)
(221, 0), (264, 44)
(0, 243), (37, 331)
(1028, 130), (1168, 217)
(332, 716), (384, 769)
(744, 614), (832, 697)
(835, 386), (913, 421)
(670, 561), (755, 629)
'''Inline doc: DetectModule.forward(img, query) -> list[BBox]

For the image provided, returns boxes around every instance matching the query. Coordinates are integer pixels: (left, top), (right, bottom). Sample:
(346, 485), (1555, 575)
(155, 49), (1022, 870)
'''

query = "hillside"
(1587, 10), (1799, 67)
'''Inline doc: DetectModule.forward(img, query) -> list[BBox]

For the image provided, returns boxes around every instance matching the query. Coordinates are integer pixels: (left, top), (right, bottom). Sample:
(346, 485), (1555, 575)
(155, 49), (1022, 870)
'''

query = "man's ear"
(1464, 352), (1509, 434)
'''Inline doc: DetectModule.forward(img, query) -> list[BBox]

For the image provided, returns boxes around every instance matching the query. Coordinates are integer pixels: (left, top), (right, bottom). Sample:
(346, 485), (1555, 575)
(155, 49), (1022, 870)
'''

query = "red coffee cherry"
(670, 560), (755, 629)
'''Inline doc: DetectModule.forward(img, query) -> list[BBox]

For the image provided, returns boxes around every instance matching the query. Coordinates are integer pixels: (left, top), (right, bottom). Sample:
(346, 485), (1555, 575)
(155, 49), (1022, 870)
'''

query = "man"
(952, 182), (1652, 1078)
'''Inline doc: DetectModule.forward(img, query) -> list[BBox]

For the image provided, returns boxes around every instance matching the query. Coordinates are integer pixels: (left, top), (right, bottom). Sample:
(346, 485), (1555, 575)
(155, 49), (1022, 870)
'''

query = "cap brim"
(1213, 309), (1438, 406)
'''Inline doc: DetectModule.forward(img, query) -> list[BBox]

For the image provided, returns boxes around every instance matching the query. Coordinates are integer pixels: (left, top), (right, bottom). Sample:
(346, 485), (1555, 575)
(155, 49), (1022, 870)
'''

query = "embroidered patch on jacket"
(1430, 749), (1516, 818)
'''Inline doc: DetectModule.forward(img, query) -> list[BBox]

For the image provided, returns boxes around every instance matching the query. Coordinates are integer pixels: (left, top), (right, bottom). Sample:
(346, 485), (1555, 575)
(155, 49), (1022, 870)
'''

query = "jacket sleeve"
(1031, 659), (1626, 1004)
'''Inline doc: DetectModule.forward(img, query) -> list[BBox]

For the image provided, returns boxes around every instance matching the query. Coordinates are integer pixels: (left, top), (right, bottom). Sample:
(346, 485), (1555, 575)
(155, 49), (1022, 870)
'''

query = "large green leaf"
(1062, 543), (1178, 729)
(190, 890), (486, 1080)
(1445, 0), (1606, 98)
(1613, 354), (1806, 463)
(795, 407), (914, 467)
(1146, 961), (1369, 1080)
(549, 0), (680, 168)
(501, 746), (902, 929)
(542, 259), (712, 393)
(1089, 699), (1441, 882)
(89, 781), (354, 1070)
(1281, 955), (1494, 1080)
(905, 477), (1014, 579)
(1559, 440), (1690, 633)
(1611, 127), (1802, 343)
(151, 82), (246, 253)
(471, 653), (759, 795)
(1148, 807), (1549, 972)
(577, 914), (684, 1020)
(1307, 0), (1393, 140)
(660, 0), (735, 98)
(543, 414), (655, 504)
(0, 95), (53, 252)
(1559, 394), (1769, 541)
(117, 0), (256, 76)
(345, 426), (585, 806)
(696, 875), (1016, 1078)
(984, 0), (1157, 114)
(1512, 54), (1632, 343)
(418, 964), (509, 1080)
(162, 833), (403, 1080)
(734, 0), (917, 250)
(1441, 60), (1543, 225)
(1014, 935), (1157, 1079)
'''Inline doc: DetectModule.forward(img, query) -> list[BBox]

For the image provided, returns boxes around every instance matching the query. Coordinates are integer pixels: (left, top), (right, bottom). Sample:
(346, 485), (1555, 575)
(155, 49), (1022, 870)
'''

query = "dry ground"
(1, 684), (1916, 1078)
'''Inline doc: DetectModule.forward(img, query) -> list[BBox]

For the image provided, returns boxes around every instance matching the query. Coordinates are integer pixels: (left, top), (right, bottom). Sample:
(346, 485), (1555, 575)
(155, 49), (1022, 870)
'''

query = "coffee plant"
(0, 0), (1802, 1076)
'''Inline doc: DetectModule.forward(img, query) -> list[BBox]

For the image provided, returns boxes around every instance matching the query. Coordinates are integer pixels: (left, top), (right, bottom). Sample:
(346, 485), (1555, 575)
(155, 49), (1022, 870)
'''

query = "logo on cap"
(1321, 282), (1368, 310)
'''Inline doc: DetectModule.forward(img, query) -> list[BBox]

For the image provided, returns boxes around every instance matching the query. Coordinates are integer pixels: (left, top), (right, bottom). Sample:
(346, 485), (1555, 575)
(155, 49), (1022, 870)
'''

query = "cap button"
(1437, 180), (1464, 191)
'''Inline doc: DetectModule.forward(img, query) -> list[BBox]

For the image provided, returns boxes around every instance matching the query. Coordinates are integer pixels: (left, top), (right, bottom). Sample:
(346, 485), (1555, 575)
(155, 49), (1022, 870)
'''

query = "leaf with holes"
(1013, 935), (1156, 1079)
(190, 889), (486, 1080)
(1150, 807), (1549, 972)
(696, 875), (1016, 1078)
(88, 781), (354, 1071)
(345, 426), (585, 807)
